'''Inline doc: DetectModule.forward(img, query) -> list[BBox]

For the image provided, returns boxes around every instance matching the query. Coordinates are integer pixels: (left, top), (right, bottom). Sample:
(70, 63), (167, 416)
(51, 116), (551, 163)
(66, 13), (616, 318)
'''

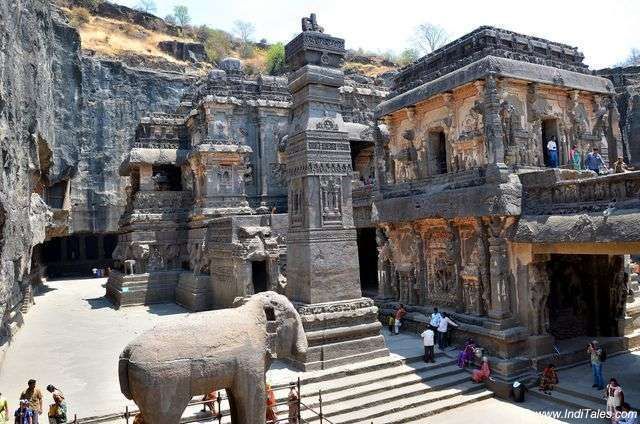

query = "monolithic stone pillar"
(283, 14), (388, 370)
(284, 17), (361, 304)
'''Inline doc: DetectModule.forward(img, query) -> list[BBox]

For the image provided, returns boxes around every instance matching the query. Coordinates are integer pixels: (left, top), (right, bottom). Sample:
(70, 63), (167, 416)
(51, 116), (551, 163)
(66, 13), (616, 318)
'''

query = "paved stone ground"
(1, 277), (636, 423)
(0, 277), (190, 418)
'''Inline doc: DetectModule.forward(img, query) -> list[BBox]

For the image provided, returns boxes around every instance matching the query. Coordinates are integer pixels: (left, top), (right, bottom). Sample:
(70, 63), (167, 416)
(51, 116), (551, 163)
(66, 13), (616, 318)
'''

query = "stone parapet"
(105, 270), (181, 308)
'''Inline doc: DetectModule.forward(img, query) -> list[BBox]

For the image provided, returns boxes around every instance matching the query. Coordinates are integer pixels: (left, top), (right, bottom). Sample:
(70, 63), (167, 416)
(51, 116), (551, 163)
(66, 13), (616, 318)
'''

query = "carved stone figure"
(118, 291), (308, 424)
(301, 13), (324, 32)
(528, 261), (550, 335)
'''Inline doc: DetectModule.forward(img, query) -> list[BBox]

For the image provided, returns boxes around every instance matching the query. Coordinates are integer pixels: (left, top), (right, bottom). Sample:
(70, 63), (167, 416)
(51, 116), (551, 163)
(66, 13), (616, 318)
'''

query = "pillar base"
(175, 273), (212, 311)
(290, 298), (389, 371)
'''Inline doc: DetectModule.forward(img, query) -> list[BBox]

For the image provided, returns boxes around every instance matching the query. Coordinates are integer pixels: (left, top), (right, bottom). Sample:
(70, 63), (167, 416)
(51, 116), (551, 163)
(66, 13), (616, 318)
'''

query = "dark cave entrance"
(547, 254), (624, 339)
(251, 260), (268, 294)
(42, 233), (119, 278)
(357, 228), (378, 296)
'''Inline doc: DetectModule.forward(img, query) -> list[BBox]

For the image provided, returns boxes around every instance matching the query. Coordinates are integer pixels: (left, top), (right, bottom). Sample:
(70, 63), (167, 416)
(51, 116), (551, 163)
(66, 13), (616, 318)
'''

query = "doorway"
(357, 228), (378, 296)
(429, 131), (447, 175)
(542, 119), (559, 167)
(547, 254), (623, 339)
(251, 260), (268, 294)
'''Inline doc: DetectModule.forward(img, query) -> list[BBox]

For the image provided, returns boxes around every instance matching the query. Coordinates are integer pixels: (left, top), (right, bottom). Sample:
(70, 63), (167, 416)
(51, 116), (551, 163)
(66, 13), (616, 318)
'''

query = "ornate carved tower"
(284, 14), (388, 370)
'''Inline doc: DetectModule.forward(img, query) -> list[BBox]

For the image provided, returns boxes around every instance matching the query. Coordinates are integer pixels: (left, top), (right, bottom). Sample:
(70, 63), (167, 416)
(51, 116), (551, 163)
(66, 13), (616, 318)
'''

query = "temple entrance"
(251, 260), (268, 294)
(542, 118), (559, 167)
(356, 228), (378, 296)
(547, 254), (624, 339)
(429, 130), (447, 175)
(42, 233), (119, 278)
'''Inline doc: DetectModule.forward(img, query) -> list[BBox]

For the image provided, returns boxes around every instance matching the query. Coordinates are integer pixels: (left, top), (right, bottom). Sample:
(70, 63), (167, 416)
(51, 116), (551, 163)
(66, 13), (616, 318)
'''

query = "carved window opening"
(152, 165), (182, 191)
(45, 180), (67, 209)
(542, 118), (560, 167)
(103, 233), (118, 259)
(252, 260), (268, 294)
(430, 130), (447, 175)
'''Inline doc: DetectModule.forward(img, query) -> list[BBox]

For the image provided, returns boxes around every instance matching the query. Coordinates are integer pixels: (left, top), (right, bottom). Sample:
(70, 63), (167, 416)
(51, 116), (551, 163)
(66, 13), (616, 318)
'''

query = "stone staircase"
(270, 353), (492, 424)
(529, 384), (606, 415)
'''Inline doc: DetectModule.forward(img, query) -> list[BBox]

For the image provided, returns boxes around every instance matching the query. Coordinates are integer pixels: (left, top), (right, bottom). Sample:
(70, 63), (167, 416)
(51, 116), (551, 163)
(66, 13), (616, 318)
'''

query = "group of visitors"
(416, 308), (459, 363)
(549, 139), (633, 175)
(0, 380), (67, 424)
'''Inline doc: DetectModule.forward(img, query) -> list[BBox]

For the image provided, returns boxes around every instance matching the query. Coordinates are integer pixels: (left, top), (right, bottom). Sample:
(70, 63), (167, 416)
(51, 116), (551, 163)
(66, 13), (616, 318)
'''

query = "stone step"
(555, 384), (608, 406)
(529, 386), (605, 413)
(332, 386), (492, 424)
(300, 368), (472, 421)
(275, 358), (457, 401)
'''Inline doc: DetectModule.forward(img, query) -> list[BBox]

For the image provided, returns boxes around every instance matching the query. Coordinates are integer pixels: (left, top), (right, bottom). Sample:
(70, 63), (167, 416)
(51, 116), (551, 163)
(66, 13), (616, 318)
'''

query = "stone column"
(283, 14), (388, 370)
(256, 112), (270, 214)
(485, 217), (512, 323)
(483, 75), (506, 165)
(527, 254), (554, 356)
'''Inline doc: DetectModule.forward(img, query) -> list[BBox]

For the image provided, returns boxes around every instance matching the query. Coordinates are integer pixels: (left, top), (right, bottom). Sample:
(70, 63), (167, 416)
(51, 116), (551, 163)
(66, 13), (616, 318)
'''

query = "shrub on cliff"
(204, 28), (233, 64)
(68, 7), (92, 27)
(266, 43), (285, 75)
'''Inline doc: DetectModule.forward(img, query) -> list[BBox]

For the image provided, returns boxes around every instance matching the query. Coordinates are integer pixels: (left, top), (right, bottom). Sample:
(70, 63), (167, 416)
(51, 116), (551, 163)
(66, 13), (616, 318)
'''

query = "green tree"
(173, 5), (190, 27)
(135, 0), (156, 14)
(266, 42), (286, 75)
(204, 28), (232, 63)
(398, 48), (420, 66)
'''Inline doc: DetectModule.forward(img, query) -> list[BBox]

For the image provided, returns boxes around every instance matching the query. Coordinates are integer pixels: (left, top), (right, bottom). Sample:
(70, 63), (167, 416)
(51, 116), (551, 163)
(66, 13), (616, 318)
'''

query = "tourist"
(585, 147), (607, 175)
(14, 400), (33, 424)
(457, 339), (476, 368)
(429, 308), (442, 345)
(19, 380), (42, 424)
(472, 357), (491, 383)
(421, 326), (435, 363)
(569, 144), (582, 170)
(265, 383), (277, 423)
(287, 384), (299, 424)
(588, 340), (605, 390)
(45, 386), (66, 424)
(606, 378), (624, 422)
(394, 304), (407, 335)
(0, 392), (8, 424)
(538, 364), (559, 394)
(436, 312), (458, 350)
(387, 315), (395, 334)
(201, 389), (217, 415)
(614, 157), (630, 173)
(546, 136), (558, 168)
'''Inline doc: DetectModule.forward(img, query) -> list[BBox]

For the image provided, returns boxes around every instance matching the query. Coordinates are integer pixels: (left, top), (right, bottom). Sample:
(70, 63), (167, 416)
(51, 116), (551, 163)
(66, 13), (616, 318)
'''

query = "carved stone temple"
(105, 21), (640, 378)
(372, 26), (640, 378)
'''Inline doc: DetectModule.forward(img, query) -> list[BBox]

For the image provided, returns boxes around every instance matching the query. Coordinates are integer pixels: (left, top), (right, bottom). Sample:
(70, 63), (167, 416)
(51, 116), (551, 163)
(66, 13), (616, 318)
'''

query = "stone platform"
(291, 298), (389, 371)
(105, 270), (181, 308)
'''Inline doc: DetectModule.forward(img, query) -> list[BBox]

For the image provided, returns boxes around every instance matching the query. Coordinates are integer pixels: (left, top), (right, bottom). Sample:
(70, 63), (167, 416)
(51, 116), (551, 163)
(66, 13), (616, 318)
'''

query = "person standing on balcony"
(569, 144), (582, 170)
(585, 148), (607, 175)
(546, 136), (558, 168)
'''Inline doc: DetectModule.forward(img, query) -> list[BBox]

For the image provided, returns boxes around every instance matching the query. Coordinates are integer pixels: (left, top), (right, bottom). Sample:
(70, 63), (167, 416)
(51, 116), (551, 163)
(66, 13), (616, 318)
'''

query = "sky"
(113, 0), (640, 69)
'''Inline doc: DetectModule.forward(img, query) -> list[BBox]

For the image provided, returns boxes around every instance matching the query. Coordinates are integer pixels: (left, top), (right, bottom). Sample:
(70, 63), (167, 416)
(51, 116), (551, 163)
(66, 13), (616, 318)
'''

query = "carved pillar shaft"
(487, 235), (510, 319)
(483, 75), (505, 164)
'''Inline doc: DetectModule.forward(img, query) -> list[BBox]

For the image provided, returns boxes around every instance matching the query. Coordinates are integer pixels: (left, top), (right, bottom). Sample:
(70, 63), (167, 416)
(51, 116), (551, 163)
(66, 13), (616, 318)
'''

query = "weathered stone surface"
(118, 291), (307, 424)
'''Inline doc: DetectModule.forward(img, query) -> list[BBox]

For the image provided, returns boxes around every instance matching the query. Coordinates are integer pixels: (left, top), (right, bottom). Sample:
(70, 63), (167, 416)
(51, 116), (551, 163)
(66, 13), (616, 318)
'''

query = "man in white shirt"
(547, 136), (558, 168)
(421, 327), (435, 363)
(429, 308), (443, 346)
(437, 312), (459, 350)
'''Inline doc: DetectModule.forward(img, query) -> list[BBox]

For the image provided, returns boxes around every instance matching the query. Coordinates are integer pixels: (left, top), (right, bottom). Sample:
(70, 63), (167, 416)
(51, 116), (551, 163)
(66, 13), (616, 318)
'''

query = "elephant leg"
(230, 368), (266, 424)
(134, 386), (191, 424)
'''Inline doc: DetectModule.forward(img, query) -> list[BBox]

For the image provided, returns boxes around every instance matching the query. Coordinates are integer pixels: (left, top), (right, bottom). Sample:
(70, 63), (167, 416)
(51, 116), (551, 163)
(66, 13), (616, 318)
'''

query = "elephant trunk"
(294, 314), (308, 355)
(119, 346), (133, 400)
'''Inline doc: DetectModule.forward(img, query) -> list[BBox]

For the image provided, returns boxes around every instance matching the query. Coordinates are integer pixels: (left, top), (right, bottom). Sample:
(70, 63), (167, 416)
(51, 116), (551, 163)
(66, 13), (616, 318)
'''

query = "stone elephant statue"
(118, 291), (307, 424)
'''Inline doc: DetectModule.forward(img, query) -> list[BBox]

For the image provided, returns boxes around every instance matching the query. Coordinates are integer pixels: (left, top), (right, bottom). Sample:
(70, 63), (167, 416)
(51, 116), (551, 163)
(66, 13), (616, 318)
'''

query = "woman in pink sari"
(472, 357), (491, 383)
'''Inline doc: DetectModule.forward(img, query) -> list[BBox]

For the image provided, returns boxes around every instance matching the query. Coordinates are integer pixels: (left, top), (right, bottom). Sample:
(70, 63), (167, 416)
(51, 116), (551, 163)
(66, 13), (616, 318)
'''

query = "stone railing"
(379, 168), (486, 200)
(522, 170), (640, 215)
(132, 138), (187, 149)
(130, 191), (193, 214)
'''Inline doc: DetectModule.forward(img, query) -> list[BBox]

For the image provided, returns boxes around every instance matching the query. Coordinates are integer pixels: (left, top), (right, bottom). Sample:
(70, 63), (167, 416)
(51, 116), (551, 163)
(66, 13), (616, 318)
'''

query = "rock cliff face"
(72, 58), (195, 233)
(597, 66), (640, 166)
(0, 0), (195, 355)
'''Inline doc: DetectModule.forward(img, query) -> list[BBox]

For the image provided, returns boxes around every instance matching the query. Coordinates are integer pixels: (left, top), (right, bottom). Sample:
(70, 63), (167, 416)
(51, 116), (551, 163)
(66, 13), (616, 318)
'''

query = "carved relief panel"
(320, 175), (342, 226)
(421, 225), (459, 307)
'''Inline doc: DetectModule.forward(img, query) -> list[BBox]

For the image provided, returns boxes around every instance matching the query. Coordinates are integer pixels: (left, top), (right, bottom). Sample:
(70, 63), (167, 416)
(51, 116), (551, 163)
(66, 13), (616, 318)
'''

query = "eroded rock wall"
(0, 0), (81, 353)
